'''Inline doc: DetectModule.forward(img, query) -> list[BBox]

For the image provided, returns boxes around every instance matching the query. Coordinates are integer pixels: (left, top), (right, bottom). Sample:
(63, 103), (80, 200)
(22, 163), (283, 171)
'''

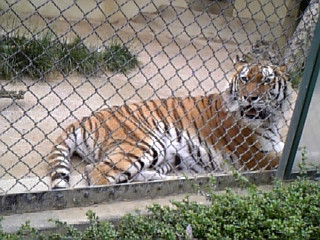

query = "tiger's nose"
(243, 96), (259, 102)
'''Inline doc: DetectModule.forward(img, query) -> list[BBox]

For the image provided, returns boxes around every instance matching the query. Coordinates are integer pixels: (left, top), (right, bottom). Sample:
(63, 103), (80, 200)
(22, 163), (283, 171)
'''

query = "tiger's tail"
(48, 122), (80, 189)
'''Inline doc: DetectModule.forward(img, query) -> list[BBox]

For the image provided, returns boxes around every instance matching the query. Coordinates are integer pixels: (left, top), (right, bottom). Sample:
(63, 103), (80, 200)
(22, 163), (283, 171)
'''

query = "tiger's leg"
(84, 144), (151, 185)
(257, 134), (284, 170)
(49, 124), (80, 189)
(241, 149), (282, 171)
(49, 143), (73, 189)
(260, 151), (282, 170)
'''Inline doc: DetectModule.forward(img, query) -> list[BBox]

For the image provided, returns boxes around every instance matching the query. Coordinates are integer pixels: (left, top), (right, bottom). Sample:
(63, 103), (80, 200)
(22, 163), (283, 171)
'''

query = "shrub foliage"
(0, 32), (140, 79)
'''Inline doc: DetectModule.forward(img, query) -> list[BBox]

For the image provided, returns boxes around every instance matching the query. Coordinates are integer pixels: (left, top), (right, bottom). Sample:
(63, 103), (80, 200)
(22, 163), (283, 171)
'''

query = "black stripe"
(51, 171), (70, 182)
(152, 118), (162, 133)
(150, 100), (171, 128)
(145, 101), (162, 119)
(192, 118), (203, 145)
(126, 157), (144, 172)
(95, 112), (106, 124)
(273, 78), (281, 100)
(93, 119), (100, 151)
(68, 124), (78, 148)
(163, 99), (170, 111)
(174, 154), (182, 170)
(185, 129), (193, 145)
(172, 125), (181, 143)
(115, 107), (153, 141)
(123, 104), (133, 115)
(172, 102), (184, 131)
(105, 174), (117, 182)
(151, 147), (159, 167)
(280, 79), (287, 106)
(179, 98), (188, 116)
(121, 139), (151, 154)
(121, 172), (131, 183)
(136, 103), (154, 129)
(190, 166), (199, 173)
(88, 118), (93, 132)
(208, 152), (216, 170)
(54, 163), (70, 171)
(121, 153), (143, 176)
(187, 141), (194, 158)
(254, 131), (278, 144)
(122, 154), (141, 167)
(196, 148), (202, 161)
(229, 81), (233, 94)
(81, 125), (92, 157)
(159, 162), (173, 174)
(196, 147), (208, 167)
(115, 107), (139, 128)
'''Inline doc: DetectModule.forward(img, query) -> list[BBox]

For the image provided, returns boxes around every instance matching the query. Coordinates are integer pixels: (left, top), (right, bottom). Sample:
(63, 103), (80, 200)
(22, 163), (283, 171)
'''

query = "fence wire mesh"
(0, 0), (318, 199)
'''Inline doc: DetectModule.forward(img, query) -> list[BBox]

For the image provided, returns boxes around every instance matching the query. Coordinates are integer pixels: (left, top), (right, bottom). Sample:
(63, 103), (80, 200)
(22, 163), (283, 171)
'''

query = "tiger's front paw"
(84, 164), (110, 186)
(51, 178), (69, 189)
(274, 141), (285, 153)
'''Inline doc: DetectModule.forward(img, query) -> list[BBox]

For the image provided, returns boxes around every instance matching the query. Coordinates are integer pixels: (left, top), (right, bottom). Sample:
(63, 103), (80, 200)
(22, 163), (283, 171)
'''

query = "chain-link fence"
(0, 0), (319, 213)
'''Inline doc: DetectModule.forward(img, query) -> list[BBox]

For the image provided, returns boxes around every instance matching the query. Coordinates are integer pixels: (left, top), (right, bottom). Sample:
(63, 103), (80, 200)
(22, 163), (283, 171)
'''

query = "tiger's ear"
(233, 54), (248, 69)
(234, 54), (248, 64)
(234, 55), (246, 63)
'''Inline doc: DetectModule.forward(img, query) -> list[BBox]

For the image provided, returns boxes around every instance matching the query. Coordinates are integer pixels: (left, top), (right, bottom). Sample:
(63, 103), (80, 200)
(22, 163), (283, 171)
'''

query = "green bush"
(0, 32), (56, 79)
(1, 177), (319, 240)
(57, 37), (102, 76)
(290, 68), (304, 89)
(0, 33), (140, 80)
(101, 39), (140, 74)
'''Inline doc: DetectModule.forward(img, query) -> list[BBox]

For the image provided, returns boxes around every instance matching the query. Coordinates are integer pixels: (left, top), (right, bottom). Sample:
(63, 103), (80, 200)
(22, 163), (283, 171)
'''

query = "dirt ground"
(0, 6), (293, 193)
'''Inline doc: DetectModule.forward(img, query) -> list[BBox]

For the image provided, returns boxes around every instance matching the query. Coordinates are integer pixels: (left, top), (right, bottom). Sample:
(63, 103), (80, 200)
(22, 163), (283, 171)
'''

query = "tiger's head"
(226, 55), (292, 129)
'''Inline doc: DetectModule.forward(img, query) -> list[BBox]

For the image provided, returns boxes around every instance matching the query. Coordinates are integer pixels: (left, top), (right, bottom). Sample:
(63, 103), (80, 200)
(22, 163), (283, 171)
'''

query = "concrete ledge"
(1, 185), (274, 234)
(0, 0), (188, 23)
(0, 171), (276, 216)
(1, 194), (207, 233)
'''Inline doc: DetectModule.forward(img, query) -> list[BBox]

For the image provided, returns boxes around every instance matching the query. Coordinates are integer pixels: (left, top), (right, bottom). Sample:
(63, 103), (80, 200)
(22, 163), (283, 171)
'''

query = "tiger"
(48, 55), (293, 189)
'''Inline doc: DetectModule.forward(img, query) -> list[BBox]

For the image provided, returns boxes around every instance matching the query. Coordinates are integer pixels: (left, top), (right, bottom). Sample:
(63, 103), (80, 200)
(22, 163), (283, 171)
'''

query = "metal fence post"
(276, 15), (320, 180)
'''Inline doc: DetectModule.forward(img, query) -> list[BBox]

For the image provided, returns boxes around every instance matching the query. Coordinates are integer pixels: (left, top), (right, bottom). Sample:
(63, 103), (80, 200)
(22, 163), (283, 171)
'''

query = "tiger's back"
(48, 56), (292, 189)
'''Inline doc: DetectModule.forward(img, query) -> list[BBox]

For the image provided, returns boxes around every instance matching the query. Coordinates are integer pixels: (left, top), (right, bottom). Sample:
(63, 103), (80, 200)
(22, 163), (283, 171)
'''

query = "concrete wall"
(0, 0), (188, 23)
(1, 0), (299, 24)
(233, 0), (294, 23)
(0, 0), (299, 49)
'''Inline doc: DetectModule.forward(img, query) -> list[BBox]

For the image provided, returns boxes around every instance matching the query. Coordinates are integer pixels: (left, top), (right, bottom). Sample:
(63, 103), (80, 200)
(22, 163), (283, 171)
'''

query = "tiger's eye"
(240, 76), (247, 82)
(265, 77), (273, 83)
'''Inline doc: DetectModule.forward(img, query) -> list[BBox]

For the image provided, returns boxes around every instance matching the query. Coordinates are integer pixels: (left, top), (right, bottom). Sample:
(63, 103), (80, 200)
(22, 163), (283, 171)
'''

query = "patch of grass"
(290, 69), (304, 89)
(57, 37), (102, 76)
(102, 39), (140, 74)
(0, 33), (140, 80)
(0, 31), (57, 79)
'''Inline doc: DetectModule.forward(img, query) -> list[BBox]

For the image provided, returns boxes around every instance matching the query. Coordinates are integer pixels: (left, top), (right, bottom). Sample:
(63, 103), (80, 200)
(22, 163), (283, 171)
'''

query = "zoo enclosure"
(0, 0), (318, 214)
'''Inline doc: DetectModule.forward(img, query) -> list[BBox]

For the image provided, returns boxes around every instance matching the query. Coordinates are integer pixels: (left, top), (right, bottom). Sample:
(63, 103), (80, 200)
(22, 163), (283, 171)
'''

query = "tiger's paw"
(51, 178), (69, 189)
(275, 141), (285, 153)
(84, 164), (110, 186)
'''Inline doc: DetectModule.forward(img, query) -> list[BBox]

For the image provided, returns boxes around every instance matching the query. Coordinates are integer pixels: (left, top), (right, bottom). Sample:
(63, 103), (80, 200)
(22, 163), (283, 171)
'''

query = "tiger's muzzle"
(240, 105), (269, 120)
